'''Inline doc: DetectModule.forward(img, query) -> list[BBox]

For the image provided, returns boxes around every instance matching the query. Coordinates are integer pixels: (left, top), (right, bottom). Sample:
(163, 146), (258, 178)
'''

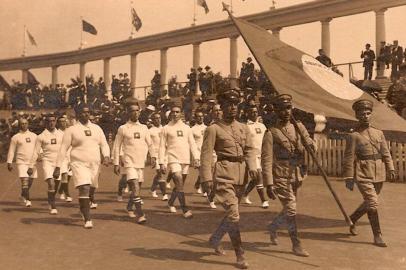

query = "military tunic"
(200, 119), (256, 222)
(262, 120), (314, 216)
(343, 126), (394, 210)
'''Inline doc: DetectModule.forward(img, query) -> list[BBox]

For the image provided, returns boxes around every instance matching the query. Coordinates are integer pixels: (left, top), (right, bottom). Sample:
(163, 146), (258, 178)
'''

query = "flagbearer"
(343, 100), (395, 247)
(261, 94), (316, 257)
(200, 89), (257, 269)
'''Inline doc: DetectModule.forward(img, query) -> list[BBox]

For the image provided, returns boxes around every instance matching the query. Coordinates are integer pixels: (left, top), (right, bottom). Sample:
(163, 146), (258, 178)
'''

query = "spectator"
(360, 43), (376, 80)
(315, 49), (332, 67)
(391, 40), (404, 81)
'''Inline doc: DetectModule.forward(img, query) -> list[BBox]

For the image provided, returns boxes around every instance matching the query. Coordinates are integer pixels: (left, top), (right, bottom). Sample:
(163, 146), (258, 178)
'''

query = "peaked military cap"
(272, 94), (292, 108)
(217, 89), (240, 105)
(352, 99), (373, 111)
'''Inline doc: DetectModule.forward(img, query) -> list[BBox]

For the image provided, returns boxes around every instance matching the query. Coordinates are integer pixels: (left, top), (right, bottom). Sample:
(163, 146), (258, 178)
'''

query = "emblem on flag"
(131, 8), (142, 31)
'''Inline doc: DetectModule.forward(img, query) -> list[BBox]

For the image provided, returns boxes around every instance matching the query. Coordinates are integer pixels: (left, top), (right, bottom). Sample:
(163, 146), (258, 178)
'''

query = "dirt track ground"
(0, 163), (406, 270)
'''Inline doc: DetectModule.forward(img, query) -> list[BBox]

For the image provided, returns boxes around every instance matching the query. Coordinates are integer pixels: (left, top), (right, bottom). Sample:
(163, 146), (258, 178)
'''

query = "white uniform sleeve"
(98, 126), (110, 159)
(145, 129), (156, 158)
(30, 135), (42, 167)
(113, 127), (124, 166)
(56, 128), (73, 167)
(6, 135), (17, 164)
(158, 127), (167, 165)
(188, 128), (199, 160)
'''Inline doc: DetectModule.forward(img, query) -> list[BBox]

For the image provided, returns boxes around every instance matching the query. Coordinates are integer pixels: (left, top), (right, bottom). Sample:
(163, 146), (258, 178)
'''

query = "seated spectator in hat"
(315, 49), (332, 68)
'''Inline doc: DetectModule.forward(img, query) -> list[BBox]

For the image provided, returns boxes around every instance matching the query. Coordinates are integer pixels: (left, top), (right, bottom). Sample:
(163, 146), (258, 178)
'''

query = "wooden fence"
(305, 138), (406, 182)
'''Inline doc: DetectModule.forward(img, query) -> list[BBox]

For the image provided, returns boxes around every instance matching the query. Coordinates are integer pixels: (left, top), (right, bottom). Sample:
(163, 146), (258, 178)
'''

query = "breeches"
(215, 182), (245, 223)
(274, 180), (297, 217)
(356, 181), (383, 211)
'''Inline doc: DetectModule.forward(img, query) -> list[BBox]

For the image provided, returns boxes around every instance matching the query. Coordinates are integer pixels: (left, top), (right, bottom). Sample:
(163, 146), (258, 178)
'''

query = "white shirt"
(30, 129), (64, 165)
(56, 121), (110, 166)
(113, 121), (155, 168)
(159, 120), (199, 165)
(191, 123), (207, 154)
(149, 125), (163, 151)
(7, 130), (37, 165)
(247, 119), (267, 155)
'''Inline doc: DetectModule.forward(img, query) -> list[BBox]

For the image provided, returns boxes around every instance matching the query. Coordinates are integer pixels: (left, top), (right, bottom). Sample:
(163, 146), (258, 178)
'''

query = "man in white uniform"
(56, 116), (73, 202)
(242, 105), (269, 208)
(191, 110), (216, 209)
(159, 105), (200, 218)
(53, 104), (110, 229)
(7, 118), (37, 207)
(28, 114), (64, 214)
(113, 103), (156, 224)
(149, 113), (168, 200)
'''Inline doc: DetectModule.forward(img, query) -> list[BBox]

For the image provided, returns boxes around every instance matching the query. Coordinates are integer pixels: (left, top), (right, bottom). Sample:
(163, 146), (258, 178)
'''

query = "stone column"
(21, 69), (28, 84)
(130, 53), (138, 98)
(229, 36), (238, 89)
(271, 27), (282, 39)
(321, 18), (332, 57)
(51, 66), (58, 89)
(160, 48), (168, 91)
(375, 8), (387, 79)
(193, 42), (201, 70)
(79, 62), (86, 83)
(103, 58), (112, 99)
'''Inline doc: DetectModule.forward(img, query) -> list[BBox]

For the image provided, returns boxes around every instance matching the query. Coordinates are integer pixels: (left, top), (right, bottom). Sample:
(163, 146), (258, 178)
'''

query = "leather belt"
(357, 154), (382, 160)
(217, 155), (245, 163)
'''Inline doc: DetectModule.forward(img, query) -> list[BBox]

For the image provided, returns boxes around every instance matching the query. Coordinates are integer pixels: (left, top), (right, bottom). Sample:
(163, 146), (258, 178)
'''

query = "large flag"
(82, 19), (97, 35)
(0, 74), (10, 90)
(224, 5), (406, 132)
(197, 0), (210, 14)
(131, 8), (142, 31)
(26, 29), (37, 46)
(27, 71), (39, 85)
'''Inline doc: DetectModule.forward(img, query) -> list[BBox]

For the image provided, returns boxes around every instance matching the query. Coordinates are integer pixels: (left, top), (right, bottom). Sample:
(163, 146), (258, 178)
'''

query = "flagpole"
(230, 0), (233, 13)
(22, 25), (26, 57)
(221, 3), (353, 228)
(192, 0), (197, 26)
(81, 16), (83, 48)
(130, 0), (135, 38)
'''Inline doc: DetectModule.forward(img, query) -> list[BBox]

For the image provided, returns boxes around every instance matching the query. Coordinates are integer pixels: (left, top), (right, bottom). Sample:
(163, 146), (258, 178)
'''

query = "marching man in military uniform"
(342, 99), (395, 247)
(261, 94), (315, 257)
(200, 89), (257, 269)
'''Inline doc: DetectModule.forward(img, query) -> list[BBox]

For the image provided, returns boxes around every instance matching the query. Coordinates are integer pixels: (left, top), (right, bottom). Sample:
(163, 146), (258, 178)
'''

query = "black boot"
(228, 222), (248, 269)
(209, 218), (228, 256)
(268, 212), (286, 245)
(287, 216), (309, 257)
(349, 203), (367, 236)
(367, 209), (387, 247)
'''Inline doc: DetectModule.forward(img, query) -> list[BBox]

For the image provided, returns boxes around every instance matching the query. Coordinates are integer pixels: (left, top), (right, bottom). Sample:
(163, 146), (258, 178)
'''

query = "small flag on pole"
(131, 8), (142, 31)
(82, 19), (97, 35)
(197, 0), (210, 14)
(26, 30), (37, 46)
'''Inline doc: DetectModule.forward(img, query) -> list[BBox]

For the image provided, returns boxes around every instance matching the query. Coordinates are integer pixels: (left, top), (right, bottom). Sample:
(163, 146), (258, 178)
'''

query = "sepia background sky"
(1, 0), (406, 89)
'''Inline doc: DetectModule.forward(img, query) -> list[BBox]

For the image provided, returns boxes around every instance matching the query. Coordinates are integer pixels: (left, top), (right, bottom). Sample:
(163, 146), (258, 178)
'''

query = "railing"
(305, 138), (406, 182)
(334, 59), (391, 81)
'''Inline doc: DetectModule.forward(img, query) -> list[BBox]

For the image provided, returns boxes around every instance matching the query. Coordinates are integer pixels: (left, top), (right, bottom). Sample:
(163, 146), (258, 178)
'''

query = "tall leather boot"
(367, 209), (387, 247)
(228, 222), (249, 269)
(349, 202), (367, 235)
(209, 218), (228, 256)
(287, 215), (309, 257)
(268, 212), (286, 245)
